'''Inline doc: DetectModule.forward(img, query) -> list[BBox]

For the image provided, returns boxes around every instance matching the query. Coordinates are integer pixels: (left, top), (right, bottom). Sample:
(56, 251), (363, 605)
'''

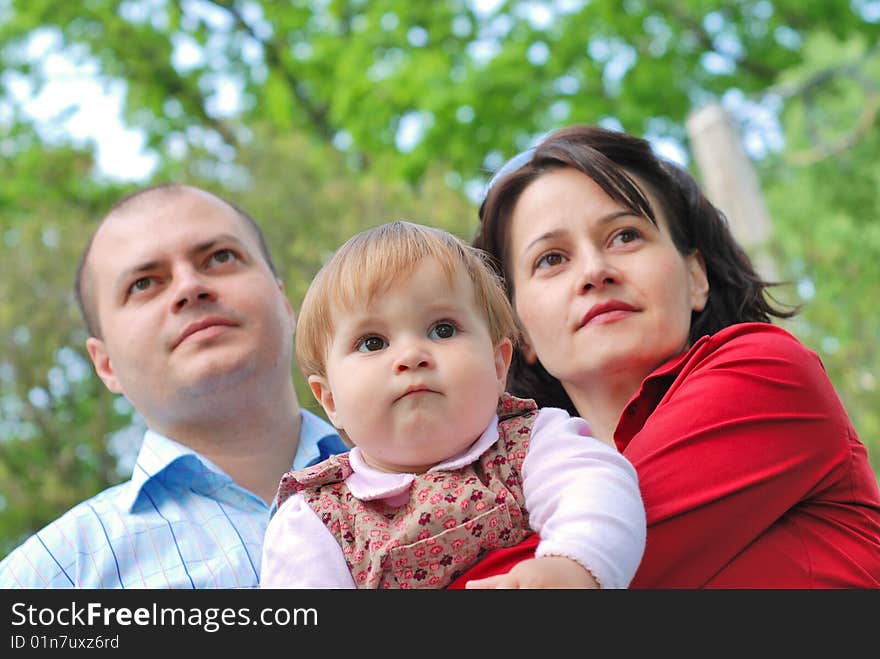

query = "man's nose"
(172, 267), (217, 312)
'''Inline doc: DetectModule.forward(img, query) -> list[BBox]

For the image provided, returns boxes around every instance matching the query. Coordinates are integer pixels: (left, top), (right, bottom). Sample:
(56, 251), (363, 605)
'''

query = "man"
(0, 184), (347, 588)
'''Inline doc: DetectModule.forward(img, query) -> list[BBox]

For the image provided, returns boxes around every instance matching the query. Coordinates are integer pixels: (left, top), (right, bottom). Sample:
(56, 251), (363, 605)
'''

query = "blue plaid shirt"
(0, 409), (346, 589)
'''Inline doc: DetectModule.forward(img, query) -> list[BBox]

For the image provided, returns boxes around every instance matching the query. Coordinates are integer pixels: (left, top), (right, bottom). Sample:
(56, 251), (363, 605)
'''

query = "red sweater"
(450, 323), (880, 588)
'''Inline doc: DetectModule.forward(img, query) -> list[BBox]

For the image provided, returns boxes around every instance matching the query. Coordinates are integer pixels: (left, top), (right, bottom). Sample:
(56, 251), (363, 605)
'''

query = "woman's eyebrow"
(524, 229), (566, 253)
(523, 211), (637, 252)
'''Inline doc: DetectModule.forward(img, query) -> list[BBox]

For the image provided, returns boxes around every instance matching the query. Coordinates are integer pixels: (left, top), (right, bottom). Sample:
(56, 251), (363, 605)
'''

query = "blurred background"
(1, 0), (878, 558)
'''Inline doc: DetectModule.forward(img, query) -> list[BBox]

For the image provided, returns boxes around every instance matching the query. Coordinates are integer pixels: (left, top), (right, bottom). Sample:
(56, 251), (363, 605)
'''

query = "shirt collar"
(613, 333), (715, 451)
(652, 335), (710, 378)
(120, 429), (221, 512)
(344, 415), (500, 501)
(120, 409), (344, 512)
(294, 408), (347, 469)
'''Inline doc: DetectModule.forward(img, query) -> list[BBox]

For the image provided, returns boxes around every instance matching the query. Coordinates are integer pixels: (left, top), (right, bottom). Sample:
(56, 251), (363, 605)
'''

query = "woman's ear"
(512, 320), (539, 365)
(520, 339), (538, 365)
(493, 338), (514, 393)
(687, 250), (709, 312)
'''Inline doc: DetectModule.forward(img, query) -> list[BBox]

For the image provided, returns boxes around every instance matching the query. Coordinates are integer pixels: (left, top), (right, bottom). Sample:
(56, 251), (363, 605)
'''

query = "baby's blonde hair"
(296, 220), (520, 379)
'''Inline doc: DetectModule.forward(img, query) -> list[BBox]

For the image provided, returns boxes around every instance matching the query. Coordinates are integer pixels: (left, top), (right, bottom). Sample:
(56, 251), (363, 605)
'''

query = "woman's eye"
(210, 249), (236, 265)
(535, 252), (565, 269)
(612, 229), (641, 245)
(357, 336), (387, 352)
(429, 322), (457, 340)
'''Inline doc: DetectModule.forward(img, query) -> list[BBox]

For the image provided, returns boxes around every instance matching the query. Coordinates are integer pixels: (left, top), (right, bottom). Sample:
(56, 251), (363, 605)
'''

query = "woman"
(454, 125), (880, 588)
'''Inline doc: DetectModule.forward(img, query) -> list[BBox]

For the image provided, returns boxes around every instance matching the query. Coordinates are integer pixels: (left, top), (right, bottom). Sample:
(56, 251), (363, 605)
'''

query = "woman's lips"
(580, 301), (638, 328)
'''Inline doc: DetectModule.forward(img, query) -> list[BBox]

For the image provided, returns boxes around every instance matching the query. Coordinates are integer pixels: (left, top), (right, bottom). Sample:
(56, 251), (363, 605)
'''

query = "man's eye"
(429, 322), (457, 340)
(357, 336), (387, 352)
(210, 249), (236, 265)
(129, 277), (152, 294)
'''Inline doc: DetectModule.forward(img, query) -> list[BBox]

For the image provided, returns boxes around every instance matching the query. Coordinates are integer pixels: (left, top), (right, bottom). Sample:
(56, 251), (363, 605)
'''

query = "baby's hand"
(464, 556), (600, 589)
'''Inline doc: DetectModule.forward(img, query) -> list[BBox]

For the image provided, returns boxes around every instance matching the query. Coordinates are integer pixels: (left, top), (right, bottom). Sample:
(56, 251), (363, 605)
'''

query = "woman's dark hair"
(473, 124), (796, 413)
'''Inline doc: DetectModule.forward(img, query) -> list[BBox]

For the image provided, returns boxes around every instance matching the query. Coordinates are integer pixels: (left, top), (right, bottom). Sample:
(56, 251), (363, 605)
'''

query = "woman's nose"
(576, 252), (619, 292)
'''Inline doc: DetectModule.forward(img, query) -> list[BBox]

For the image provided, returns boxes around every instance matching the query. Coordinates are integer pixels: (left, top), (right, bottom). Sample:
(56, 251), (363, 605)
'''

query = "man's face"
(84, 187), (295, 428)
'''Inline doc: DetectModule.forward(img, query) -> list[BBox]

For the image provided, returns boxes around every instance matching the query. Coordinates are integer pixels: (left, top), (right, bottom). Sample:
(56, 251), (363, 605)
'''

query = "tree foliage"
(0, 134), (131, 555)
(4, 1), (878, 182)
(762, 33), (880, 466)
(1, 0), (878, 555)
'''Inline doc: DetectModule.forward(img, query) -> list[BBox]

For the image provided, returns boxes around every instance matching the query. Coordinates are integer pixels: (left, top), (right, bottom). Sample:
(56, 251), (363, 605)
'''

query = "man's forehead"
(105, 186), (236, 226)
(86, 188), (256, 278)
(96, 189), (252, 246)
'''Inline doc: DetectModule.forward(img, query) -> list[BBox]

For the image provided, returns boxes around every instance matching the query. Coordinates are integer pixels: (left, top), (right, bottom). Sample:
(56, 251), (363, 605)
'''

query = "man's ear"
(278, 279), (296, 329)
(493, 337), (514, 394)
(86, 337), (123, 394)
(308, 374), (341, 428)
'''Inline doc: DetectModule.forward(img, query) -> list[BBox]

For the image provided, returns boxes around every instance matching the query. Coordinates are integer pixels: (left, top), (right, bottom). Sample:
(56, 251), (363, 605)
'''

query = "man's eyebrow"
(113, 233), (249, 294)
(189, 233), (248, 256)
(114, 260), (160, 295)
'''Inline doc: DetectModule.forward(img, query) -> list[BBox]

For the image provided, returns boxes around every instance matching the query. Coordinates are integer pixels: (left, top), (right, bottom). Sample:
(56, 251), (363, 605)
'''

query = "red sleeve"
(446, 533), (540, 589)
(627, 324), (864, 587)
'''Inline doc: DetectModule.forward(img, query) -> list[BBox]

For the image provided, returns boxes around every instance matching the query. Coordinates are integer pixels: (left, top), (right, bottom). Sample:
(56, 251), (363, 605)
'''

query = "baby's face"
(309, 257), (510, 473)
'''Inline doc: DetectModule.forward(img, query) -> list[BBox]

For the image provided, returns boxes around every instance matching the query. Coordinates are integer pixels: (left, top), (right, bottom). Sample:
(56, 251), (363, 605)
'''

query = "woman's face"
(507, 167), (709, 392)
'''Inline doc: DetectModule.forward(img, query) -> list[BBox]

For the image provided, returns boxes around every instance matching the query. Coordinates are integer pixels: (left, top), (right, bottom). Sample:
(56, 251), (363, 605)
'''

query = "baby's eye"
(429, 322), (457, 340)
(535, 252), (566, 269)
(209, 249), (237, 265)
(356, 336), (387, 352)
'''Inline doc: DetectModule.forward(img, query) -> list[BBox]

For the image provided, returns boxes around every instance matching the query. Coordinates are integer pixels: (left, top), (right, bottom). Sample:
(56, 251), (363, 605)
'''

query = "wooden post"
(685, 103), (778, 281)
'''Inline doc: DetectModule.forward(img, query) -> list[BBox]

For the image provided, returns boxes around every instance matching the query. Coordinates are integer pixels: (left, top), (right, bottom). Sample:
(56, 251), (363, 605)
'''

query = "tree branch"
(647, 1), (778, 80)
(208, 0), (336, 143)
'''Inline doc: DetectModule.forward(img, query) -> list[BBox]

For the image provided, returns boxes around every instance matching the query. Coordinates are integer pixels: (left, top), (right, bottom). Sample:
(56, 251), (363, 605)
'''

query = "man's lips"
(172, 317), (238, 349)
(580, 301), (638, 328)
